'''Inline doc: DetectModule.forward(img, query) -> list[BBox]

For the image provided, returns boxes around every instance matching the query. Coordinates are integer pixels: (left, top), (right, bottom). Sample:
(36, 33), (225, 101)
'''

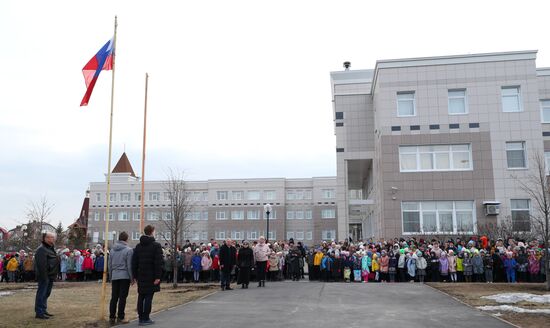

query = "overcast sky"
(1, 0), (549, 229)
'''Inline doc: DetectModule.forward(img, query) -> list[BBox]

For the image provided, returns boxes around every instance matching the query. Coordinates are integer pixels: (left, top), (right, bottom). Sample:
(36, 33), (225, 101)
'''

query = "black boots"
(258, 280), (265, 287)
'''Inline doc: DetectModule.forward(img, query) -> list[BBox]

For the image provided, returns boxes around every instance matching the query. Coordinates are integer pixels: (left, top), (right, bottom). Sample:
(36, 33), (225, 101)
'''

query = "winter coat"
(183, 252), (193, 270)
(109, 240), (133, 280)
(237, 247), (254, 268)
(313, 252), (324, 266)
(253, 243), (271, 262)
(6, 258), (19, 272)
(94, 256), (105, 272)
(23, 257), (34, 272)
(439, 256), (449, 274)
(462, 257), (473, 275)
(516, 253), (528, 272)
(456, 257), (463, 272)
(201, 256), (212, 271)
(407, 255), (416, 277)
(132, 235), (163, 294)
(416, 256), (427, 270)
(34, 242), (59, 281)
(361, 256), (370, 272)
(504, 258), (517, 271)
(75, 255), (84, 272)
(379, 255), (389, 273)
(192, 255), (202, 271)
(447, 255), (457, 273)
(60, 254), (68, 273)
(211, 255), (219, 270)
(483, 256), (494, 270)
(268, 255), (279, 271)
(67, 256), (76, 273)
(472, 255), (484, 274)
(219, 244), (237, 269)
(398, 253), (406, 269)
(83, 256), (94, 271)
(528, 255), (540, 275)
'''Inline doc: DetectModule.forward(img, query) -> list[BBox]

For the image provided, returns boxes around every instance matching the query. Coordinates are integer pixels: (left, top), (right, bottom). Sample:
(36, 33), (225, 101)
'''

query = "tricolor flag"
(80, 38), (114, 106)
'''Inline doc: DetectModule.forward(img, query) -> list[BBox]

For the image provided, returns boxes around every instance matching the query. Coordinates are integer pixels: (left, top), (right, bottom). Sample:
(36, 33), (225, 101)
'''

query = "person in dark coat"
(237, 241), (254, 288)
(218, 238), (237, 291)
(288, 242), (302, 281)
(34, 232), (59, 320)
(132, 225), (163, 326)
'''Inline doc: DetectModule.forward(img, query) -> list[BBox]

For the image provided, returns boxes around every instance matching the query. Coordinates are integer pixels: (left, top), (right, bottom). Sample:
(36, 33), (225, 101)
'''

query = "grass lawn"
(0, 281), (217, 328)
(428, 282), (550, 328)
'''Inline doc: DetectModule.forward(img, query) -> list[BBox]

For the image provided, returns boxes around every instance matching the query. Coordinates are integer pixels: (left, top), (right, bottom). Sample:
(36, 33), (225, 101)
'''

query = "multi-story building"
(331, 50), (550, 241)
(87, 153), (337, 246)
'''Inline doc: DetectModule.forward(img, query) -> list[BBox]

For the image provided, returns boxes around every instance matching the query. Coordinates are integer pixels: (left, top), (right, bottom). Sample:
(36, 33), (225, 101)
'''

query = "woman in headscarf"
(237, 241), (254, 288)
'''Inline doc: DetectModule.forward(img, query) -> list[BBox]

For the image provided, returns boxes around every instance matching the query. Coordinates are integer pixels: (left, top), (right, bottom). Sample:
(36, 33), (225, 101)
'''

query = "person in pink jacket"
(201, 252), (212, 283)
(447, 250), (457, 282)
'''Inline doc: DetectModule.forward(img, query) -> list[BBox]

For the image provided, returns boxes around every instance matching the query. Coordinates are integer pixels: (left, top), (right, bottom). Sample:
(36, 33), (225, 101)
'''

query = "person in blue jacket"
(503, 252), (517, 283)
(192, 250), (202, 283)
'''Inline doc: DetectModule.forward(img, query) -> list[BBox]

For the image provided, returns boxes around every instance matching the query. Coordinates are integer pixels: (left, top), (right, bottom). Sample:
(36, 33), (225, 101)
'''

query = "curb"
(424, 283), (520, 328)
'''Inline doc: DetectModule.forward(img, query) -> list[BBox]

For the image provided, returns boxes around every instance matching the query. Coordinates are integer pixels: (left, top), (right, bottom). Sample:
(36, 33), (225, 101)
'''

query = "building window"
(304, 190), (313, 200)
(306, 231), (313, 240)
(397, 91), (415, 117)
(399, 144), (472, 172)
(133, 212), (141, 221)
(247, 190), (261, 201)
(162, 231), (171, 240)
(296, 231), (304, 240)
(335, 112), (344, 120)
(322, 189), (335, 199)
(296, 190), (304, 200)
(149, 192), (160, 201)
(286, 190), (296, 200)
(286, 211), (295, 220)
(94, 212), (100, 221)
(232, 191), (243, 201)
(202, 192), (209, 201)
(511, 199), (531, 232)
(247, 210), (260, 220)
(192, 231), (200, 241)
(305, 210), (312, 220)
(163, 212), (172, 220)
(164, 192), (172, 202)
(295, 210), (304, 220)
(202, 211), (208, 220)
(448, 89), (467, 114)
(321, 209), (336, 219)
(108, 212), (115, 221)
(502, 86), (522, 112)
(401, 201), (475, 234)
(215, 231), (226, 240)
(263, 210), (276, 220)
(286, 231), (295, 240)
(93, 231), (100, 242)
(148, 211), (159, 221)
(506, 141), (526, 169)
(217, 191), (228, 200)
(232, 231), (243, 240)
(267, 231), (276, 240)
(541, 100), (550, 123)
(248, 231), (258, 240)
(264, 190), (276, 200)
(545, 152), (550, 175)
(118, 211), (128, 221)
(135, 193), (142, 201)
(121, 193), (130, 202)
(110, 193), (117, 202)
(96, 193), (101, 202)
(231, 210), (244, 220)
(322, 230), (336, 240)
(131, 231), (140, 241)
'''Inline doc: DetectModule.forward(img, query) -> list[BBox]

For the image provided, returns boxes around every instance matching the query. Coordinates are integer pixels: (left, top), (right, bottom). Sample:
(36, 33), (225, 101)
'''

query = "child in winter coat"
(388, 252), (398, 282)
(82, 253), (94, 281)
(483, 252), (494, 283)
(447, 250), (457, 282)
(504, 252), (517, 283)
(415, 251), (427, 283)
(407, 252), (416, 282)
(462, 252), (473, 282)
(191, 250), (202, 283)
(372, 253), (380, 282)
(456, 252), (464, 282)
(528, 251), (540, 282)
(201, 252), (212, 283)
(360, 253), (370, 282)
(429, 252), (439, 282)
(472, 251), (484, 282)
(379, 251), (389, 282)
(439, 251), (449, 282)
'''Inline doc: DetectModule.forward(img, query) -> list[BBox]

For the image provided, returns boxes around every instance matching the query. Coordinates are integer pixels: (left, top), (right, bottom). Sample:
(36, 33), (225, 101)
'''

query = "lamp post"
(264, 203), (272, 244)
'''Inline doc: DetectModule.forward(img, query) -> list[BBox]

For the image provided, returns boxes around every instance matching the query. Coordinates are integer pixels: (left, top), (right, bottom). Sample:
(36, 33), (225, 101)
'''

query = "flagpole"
(140, 73), (149, 233)
(100, 15), (117, 321)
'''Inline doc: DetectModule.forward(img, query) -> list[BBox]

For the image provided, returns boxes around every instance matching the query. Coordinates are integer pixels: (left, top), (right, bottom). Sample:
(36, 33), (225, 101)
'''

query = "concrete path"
(127, 282), (511, 328)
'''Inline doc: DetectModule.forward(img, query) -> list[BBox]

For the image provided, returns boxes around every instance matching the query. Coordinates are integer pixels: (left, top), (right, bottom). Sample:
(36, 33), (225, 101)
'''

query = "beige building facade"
(87, 154), (337, 246)
(331, 51), (550, 241)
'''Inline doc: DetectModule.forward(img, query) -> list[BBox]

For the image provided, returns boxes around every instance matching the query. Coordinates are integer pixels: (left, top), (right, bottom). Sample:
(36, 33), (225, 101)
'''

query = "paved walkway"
(127, 282), (511, 328)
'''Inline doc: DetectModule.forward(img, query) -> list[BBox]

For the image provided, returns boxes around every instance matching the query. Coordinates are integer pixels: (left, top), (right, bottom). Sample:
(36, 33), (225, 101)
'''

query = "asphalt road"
(127, 281), (511, 328)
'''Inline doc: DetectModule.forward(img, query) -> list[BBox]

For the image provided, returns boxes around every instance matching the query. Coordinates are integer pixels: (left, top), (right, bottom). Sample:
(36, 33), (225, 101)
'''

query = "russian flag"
(80, 38), (114, 106)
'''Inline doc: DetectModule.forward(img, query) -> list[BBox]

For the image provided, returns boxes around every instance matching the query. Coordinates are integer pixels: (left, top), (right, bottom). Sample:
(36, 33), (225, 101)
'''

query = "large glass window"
(502, 86), (521, 112)
(215, 211), (227, 220)
(231, 210), (244, 220)
(545, 152), (550, 175)
(247, 210), (260, 220)
(397, 91), (415, 116)
(401, 201), (475, 234)
(321, 209), (336, 219)
(149, 192), (159, 201)
(506, 141), (526, 169)
(264, 190), (276, 200)
(121, 193), (130, 202)
(541, 100), (550, 123)
(322, 230), (336, 240)
(399, 144), (472, 172)
(247, 190), (261, 201)
(232, 191), (243, 201)
(322, 189), (336, 199)
(448, 89), (467, 114)
(217, 191), (228, 201)
(511, 199), (531, 232)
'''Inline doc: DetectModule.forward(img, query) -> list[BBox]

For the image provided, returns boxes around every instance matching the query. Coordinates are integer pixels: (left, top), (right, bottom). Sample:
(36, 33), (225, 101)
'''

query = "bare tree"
(159, 169), (194, 288)
(26, 196), (54, 237)
(512, 152), (550, 290)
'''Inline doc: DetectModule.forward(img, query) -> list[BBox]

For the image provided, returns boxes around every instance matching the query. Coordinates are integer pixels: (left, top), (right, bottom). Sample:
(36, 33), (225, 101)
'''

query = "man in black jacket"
(132, 225), (163, 326)
(218, 238), (236, 291)
(34, 232), (59, 320)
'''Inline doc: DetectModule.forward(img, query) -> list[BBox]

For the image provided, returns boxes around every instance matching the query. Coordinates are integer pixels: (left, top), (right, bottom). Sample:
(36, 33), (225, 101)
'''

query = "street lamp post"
(264, 203), (272, 244)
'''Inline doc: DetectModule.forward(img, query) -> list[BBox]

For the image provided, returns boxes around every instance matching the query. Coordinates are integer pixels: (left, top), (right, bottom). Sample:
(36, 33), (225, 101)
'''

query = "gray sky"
(1, 0), (549, 229)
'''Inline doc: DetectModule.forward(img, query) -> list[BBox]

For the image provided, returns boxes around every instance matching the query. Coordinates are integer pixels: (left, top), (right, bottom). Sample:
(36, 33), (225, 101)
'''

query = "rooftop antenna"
(343, 61), (351, 71)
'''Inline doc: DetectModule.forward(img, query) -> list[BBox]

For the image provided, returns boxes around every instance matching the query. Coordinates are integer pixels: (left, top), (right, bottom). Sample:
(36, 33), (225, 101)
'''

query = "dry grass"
(428, 283), (550, 328)
(0, 282), (217, 328)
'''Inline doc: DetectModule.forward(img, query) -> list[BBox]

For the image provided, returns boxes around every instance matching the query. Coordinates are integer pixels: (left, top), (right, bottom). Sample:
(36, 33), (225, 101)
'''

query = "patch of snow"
(481, 293), (550, 304)
(478, 305), (550, 314)
(0, 291), (13, 297)
(492, 313), (502, 317)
